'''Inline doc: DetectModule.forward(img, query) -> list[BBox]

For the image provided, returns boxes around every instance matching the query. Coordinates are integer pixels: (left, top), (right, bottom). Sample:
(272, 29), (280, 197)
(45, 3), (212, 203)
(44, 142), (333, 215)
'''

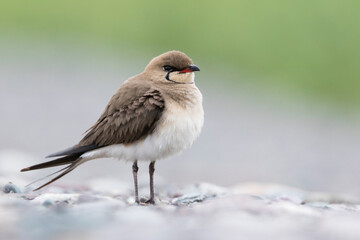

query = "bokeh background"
(1, 0), (359, 195)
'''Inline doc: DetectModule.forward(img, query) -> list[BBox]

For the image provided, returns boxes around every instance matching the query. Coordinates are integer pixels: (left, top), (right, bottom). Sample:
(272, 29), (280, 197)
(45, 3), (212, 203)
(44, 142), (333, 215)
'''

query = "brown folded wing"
(79, 84), (165, 147)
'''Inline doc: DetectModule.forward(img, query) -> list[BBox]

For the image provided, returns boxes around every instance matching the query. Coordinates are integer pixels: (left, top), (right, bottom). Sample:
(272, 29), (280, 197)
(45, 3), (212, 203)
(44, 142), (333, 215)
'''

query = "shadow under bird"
(21, 50), (204, 204)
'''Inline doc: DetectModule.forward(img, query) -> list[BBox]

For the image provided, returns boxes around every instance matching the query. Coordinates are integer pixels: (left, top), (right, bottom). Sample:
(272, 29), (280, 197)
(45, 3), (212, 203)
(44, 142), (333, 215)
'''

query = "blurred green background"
(1, 0), (359, 106)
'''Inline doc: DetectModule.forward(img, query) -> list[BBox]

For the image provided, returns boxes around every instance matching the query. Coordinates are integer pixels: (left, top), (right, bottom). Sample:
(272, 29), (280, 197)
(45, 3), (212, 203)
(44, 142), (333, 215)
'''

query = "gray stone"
(3, 182), (21, 194)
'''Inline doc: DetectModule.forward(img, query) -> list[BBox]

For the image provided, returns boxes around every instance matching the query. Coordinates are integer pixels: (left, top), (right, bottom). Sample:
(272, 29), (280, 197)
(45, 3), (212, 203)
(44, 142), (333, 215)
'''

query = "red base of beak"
(179, 68), (193, 73)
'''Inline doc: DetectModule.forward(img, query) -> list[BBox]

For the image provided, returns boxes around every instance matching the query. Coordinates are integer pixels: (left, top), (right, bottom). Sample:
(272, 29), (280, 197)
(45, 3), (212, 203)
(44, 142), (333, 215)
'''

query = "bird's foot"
(145, 198), (155, 205)
(139, 196), (155, 205)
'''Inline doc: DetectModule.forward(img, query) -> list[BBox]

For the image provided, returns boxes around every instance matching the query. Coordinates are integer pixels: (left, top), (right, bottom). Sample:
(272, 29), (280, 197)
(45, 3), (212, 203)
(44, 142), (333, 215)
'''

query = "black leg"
(132, 161), (139, 204)
(148, 161), (156, 204)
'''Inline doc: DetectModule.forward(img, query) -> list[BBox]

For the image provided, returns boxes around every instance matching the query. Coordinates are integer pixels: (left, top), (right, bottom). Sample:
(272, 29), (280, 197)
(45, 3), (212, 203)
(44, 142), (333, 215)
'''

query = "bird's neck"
(160, 84), (202, 109)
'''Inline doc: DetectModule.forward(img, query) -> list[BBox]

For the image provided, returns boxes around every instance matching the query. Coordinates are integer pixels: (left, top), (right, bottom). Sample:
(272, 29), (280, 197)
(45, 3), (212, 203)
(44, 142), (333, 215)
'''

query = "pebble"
(3, 182), (22, 194)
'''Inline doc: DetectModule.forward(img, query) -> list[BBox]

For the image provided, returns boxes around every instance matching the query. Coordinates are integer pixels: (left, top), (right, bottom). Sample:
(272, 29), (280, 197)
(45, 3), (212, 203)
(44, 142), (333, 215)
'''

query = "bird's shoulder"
(105, 77), (157, 112)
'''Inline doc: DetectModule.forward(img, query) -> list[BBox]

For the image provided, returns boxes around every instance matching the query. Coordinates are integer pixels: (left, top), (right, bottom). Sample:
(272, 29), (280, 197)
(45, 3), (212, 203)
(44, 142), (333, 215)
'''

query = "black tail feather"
(25, 165), (71, 188)
(46, 144), (99, 158)
(33, 161), (81, 191)
(21, 144), (98, 190)
(21, 154), (81, 172)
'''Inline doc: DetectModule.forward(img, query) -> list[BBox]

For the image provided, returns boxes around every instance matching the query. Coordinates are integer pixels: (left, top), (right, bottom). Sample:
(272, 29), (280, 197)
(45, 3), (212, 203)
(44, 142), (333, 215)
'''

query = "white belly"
(81, 97), (204, 162)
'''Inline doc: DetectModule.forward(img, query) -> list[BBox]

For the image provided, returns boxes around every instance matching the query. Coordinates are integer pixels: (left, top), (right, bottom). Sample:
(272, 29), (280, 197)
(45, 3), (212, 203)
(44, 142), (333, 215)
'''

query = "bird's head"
(144, 50), (200, 84)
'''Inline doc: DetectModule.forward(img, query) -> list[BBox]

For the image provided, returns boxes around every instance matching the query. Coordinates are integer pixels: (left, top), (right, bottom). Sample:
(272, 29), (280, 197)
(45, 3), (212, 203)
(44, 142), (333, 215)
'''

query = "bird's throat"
(165, 72), (194, 84)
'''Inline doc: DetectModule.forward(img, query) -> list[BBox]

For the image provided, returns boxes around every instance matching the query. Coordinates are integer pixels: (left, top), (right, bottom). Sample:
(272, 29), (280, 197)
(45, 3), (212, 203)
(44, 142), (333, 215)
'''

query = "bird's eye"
(163, 65), (173, 71)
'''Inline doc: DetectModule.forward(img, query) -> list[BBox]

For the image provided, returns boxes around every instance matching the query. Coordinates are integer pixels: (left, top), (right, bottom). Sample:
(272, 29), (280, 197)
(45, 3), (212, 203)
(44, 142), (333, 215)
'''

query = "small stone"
(171, 193), (210, 205)
(42, 199), (55, 207)
(3, 182), (22, 194)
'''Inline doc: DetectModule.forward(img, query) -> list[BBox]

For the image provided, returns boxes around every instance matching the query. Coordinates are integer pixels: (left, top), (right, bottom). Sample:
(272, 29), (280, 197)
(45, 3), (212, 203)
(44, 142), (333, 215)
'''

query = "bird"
(21, 50), (204, 204)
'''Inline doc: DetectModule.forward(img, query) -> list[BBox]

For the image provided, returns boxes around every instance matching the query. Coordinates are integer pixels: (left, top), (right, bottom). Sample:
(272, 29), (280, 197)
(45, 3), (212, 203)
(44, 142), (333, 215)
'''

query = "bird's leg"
(148, 161), (156, 204)
(132, 161), (139, 204)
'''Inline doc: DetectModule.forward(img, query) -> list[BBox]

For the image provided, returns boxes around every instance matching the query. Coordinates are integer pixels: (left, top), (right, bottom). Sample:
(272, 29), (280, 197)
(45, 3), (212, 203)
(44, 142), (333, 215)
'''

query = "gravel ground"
(1, 179), (360, 240)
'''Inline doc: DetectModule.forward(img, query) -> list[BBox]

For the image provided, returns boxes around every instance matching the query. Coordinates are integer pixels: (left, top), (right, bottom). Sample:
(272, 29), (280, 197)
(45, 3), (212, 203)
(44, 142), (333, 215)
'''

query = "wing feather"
(79, 87), (165, 147)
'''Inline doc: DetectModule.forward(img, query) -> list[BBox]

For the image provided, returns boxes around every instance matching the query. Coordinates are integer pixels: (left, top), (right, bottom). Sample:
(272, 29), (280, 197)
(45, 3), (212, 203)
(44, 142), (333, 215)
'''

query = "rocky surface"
(1, 179), (360, 240)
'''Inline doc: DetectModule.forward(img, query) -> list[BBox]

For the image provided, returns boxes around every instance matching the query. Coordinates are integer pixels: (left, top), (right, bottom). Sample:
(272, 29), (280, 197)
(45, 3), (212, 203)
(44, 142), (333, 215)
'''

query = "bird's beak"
(179, 65), (200, 73)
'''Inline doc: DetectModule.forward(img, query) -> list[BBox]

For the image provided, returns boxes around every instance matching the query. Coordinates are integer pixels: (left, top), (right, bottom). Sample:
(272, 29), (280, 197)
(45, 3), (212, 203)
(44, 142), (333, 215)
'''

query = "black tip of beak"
(189, 65), (200, 72)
